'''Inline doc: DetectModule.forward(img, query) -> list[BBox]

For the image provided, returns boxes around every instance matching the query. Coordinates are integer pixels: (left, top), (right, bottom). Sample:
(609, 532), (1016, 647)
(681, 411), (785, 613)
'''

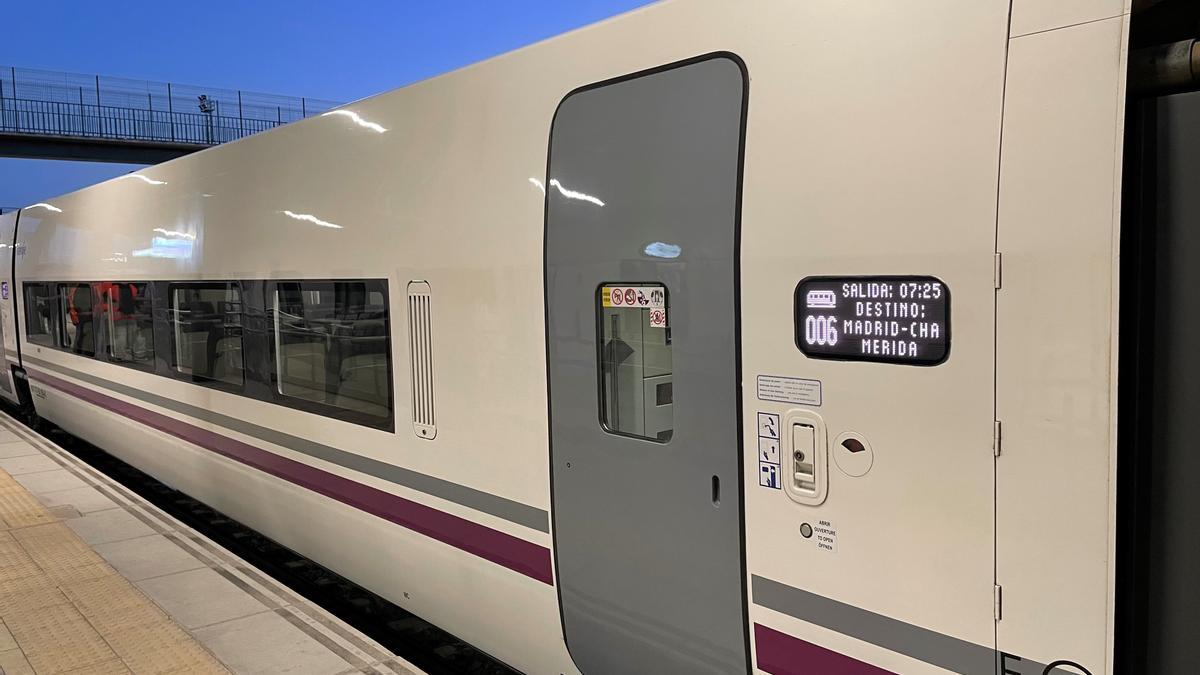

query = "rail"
(0, 65), (340, 149)
(0, 96), (279, 145)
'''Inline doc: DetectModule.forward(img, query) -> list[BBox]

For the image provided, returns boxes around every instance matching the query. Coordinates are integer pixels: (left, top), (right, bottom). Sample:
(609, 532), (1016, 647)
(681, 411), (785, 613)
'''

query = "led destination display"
(794, 276), (950, 366)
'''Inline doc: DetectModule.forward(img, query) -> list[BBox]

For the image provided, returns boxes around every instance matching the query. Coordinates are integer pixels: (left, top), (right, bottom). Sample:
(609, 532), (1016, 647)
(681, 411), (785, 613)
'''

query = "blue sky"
(0, 0), (653, 209)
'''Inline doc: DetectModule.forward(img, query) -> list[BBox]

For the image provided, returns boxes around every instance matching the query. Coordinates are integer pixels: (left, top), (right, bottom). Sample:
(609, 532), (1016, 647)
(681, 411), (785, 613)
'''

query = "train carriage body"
(5, 1), (1189, 673)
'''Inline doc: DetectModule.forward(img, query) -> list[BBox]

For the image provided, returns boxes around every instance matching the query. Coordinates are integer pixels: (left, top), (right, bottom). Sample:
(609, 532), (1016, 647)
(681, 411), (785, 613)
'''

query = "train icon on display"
(805, 289), (837, 308)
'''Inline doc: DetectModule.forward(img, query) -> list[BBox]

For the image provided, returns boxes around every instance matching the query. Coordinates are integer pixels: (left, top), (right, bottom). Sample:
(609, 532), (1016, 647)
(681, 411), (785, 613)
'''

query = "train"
(0, 1), (1195, 673)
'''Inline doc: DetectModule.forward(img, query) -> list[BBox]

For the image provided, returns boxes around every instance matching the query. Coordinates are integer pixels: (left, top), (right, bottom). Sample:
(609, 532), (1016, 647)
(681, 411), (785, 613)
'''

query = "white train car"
(2, 1), (1194, 673)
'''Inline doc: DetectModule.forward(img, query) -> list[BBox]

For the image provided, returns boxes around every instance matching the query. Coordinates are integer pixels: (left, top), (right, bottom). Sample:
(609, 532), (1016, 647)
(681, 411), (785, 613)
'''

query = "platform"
(0, 411), (419, 675)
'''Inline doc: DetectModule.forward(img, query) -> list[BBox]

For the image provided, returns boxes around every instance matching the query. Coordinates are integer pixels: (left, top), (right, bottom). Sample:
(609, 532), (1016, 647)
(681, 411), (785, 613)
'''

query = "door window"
(597, 283), (672, 442)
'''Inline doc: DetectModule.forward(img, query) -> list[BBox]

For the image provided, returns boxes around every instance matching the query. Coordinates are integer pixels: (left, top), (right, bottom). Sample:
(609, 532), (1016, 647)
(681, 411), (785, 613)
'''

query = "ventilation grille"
(407, 281), (436, 439)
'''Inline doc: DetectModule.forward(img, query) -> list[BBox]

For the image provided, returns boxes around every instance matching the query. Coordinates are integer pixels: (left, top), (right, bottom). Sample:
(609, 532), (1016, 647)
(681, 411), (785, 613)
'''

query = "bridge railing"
(0, 65), (340, 147)
(0, 96), (280, 145)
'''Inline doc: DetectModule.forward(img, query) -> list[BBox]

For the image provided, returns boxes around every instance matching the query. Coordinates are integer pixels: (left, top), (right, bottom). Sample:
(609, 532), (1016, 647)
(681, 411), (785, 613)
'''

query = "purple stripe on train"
(29, 368), (555, 586)
(754, 624), (896, 675)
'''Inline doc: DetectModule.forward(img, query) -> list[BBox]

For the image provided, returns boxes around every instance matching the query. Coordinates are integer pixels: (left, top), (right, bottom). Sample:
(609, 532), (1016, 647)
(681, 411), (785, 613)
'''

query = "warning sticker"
(648, 308), (668, 328)
(757, 375), (822, 407)
(756, 412), (781, 491)
(602, 286), (666, 310)
(759, 463), (780, 489)
(758, 437), (780, 464)
(813, 519), (838, 553)
(756, 412), (780, 440)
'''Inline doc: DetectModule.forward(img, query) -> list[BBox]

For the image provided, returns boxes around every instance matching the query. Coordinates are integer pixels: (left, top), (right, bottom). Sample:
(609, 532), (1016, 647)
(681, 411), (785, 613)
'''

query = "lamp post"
(197, 94), (216, 144)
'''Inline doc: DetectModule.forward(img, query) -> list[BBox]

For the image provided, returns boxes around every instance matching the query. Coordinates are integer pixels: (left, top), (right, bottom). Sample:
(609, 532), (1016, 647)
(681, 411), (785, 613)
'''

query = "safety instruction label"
(757, 412), (780, 440)
(757, 375), (822, 407)
(601, 285), (666, 310)
(756, 412), (781, 490)
(758, 437), (780, 464)
(759, 464), (780, 489)
(648, 308), (668, 329)
(814, 519), (838, 553)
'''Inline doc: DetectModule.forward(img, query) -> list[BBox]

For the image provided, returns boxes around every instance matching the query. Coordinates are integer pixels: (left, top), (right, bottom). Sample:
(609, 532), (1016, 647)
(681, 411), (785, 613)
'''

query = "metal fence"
(1, 97), (279, 144)
(0, 65), (340, 146)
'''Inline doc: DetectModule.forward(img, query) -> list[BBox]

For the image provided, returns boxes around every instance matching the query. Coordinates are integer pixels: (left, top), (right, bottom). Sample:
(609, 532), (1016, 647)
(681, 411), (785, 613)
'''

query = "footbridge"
(0, 66), (340, 163)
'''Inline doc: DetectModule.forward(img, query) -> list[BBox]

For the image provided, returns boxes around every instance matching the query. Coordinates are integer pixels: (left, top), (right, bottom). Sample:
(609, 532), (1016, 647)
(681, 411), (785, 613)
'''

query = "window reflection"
(59, 283), (96, 357)
(97, 282), (154, 366)
(272, 280), (390, 418)
(170, 284), (244, 386)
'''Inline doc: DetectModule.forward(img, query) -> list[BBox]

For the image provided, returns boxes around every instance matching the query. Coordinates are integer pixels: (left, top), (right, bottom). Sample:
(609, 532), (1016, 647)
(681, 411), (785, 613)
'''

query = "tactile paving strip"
(12, 523), (107, 573)
(0, 586), (71, 618)
(59, 658), (133, 675)
(0, 467), (230, 674)
(0, 567), (38, 595)
(0, 486), (56, 529)
(0, 532), (33, 567)
(61, 575), (168, 632)
(106, 619), (228, 674)
(5, 602), (118, 674)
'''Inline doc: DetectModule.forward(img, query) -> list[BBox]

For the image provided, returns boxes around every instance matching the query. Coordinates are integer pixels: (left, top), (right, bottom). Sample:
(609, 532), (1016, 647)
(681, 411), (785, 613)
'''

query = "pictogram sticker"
(757, 412), (780, 439)
(759, 437), (780, 463)
(759, 463), (780, 489)
(649, 309), (667, 328)
(602, 286), (667, 310)
(757, 412), (782, 491)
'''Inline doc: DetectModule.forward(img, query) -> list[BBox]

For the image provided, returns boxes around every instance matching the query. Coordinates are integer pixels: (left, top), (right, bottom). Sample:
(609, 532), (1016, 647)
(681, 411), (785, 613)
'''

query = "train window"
(23, 283), (55, 347)
(57, 283), (96, 357)
(169, 283), (244, 386)
(271, 280), (391, 418)
(597, 284), (673, 442)
(97, 282), (154, 367)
